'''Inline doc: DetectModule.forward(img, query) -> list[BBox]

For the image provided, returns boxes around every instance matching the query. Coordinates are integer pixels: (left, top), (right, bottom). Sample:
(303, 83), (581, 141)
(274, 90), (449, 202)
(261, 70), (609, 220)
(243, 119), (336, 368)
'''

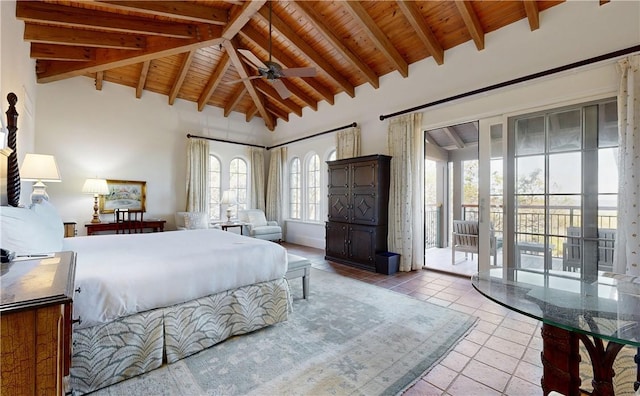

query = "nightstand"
(0, 251), (77, 395)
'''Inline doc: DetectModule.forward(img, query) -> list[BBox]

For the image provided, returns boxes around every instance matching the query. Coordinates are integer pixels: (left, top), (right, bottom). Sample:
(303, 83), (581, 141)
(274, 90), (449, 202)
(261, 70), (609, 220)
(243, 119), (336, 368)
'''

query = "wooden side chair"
(115, 208), (144, 234)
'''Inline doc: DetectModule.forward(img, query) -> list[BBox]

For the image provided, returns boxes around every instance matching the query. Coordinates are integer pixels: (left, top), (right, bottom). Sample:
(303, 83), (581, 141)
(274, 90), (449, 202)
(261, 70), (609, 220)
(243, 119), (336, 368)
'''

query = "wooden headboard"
(4, 93), (20, 207)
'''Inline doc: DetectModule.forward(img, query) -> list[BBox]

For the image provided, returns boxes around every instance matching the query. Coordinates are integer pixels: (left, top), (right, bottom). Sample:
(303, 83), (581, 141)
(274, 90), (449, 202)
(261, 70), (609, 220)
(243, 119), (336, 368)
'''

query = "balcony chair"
(562, 227), (616, 272)
(451, 220), (499, 266)
(238, 209), (282, 242)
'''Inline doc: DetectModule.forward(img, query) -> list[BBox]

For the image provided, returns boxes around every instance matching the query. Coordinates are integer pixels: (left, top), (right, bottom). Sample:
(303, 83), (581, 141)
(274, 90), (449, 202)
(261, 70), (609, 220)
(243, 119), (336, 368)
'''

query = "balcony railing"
(459, 204), (617, 258)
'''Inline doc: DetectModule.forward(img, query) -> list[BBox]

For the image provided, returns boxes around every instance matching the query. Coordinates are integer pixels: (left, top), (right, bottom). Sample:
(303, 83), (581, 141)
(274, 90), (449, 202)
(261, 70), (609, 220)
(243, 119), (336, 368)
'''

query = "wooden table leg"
(576, 333), (624, 396)
(540, 323), (582, 396)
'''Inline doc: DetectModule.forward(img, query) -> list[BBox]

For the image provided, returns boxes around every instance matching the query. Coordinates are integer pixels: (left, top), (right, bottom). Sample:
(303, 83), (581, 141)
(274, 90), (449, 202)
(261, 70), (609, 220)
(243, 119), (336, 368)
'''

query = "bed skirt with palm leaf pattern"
(70, 278), (291, 395)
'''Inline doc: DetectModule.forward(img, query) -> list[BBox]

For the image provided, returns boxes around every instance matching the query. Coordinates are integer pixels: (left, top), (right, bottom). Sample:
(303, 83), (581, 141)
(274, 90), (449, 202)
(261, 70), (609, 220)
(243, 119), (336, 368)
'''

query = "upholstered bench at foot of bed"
(286, 254), (311, 299)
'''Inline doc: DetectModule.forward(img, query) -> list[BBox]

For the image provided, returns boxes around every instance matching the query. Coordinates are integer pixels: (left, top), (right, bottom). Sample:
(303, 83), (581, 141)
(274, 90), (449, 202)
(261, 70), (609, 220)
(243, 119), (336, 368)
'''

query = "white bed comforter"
(62, 229), (287, 329)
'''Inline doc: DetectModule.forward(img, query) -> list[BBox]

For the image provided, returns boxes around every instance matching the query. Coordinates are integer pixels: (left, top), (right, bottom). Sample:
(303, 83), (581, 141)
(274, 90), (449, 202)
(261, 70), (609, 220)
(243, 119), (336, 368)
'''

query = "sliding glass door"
(507, 99), (618, 278)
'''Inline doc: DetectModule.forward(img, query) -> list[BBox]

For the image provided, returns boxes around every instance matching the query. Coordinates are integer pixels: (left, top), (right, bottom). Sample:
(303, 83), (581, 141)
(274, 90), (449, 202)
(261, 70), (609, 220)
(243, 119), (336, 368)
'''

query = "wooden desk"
(85, 219), (166, 235)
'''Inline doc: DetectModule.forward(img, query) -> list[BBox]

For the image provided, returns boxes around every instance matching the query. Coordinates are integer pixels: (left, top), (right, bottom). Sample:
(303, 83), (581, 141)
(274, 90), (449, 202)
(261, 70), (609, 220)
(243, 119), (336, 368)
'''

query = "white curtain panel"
(248, 147), (266, 211)
(266, 146), (287, 238)
(186, 138), (210, 213)
(336, 126), (361, 159)
(387, 113), (424, 271)
(614, 55), (640, 276)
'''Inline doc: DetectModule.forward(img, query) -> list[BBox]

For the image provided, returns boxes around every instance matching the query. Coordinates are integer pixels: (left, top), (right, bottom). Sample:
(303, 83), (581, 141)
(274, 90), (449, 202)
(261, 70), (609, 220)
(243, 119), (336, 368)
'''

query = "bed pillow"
(0, 202), (63, 255)
(183, 212), (209, 230)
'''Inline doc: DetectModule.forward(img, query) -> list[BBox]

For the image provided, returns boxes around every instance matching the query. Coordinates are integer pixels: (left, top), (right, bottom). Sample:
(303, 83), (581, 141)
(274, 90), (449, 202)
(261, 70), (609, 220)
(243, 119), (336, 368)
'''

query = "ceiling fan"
(232, 1), (316, 99)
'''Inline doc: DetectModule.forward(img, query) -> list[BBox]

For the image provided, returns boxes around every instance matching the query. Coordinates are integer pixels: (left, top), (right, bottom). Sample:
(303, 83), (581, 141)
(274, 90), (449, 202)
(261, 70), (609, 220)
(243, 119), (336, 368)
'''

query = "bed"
(1, 201), (291, 395)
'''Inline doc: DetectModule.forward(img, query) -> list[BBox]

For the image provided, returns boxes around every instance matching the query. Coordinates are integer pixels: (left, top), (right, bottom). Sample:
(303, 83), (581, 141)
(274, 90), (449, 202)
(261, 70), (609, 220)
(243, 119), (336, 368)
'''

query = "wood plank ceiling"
(17, 0), (567, 131)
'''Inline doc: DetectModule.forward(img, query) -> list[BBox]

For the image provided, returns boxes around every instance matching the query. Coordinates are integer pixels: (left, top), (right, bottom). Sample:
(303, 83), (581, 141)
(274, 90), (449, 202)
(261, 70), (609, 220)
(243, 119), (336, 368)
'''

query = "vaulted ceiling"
(17, 0), (568, 131)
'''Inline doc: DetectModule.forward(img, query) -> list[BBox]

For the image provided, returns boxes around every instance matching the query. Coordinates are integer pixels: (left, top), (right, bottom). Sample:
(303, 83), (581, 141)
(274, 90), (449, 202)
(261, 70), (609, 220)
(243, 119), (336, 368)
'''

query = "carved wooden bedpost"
(6, 92), (20, 207)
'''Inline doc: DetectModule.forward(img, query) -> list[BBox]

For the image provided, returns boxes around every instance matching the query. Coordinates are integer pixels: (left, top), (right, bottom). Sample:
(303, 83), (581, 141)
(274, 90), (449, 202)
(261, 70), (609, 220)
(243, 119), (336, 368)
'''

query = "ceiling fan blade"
(271, 79), (292, 99)
(238, 49), (267, 69)
(281, 67), (317, 78)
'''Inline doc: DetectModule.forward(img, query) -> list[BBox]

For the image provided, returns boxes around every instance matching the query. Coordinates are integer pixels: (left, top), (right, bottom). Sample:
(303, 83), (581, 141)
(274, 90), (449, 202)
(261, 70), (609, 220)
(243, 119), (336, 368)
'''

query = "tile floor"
(283, 243), (544, 396)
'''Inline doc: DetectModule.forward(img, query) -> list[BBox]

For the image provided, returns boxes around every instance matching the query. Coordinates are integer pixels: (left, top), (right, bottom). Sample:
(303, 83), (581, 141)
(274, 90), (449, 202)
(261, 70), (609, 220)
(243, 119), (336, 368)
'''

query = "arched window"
(306, 154), (320, 221)
(328, 150), (336, 162)
(229, 157), (248, 217)
(208, 155), (221, 221)
(289, 157), (301, 219)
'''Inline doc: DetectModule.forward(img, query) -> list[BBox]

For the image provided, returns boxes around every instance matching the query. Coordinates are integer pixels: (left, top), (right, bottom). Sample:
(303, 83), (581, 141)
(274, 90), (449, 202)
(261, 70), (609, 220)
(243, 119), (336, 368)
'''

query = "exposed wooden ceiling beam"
(239, 24), (334, 105)
(16, 1), (195, 39)
(444, 127), (465, 149)
(523, 1), (540, 31)
(246, 104), (258, 122)
(35, 25), (224, 83)
(292, 1), (379, 89)
(95, 71), (104, 91)
(223, 39), (274, 131)
(136, 60), (151, 98)
(197, 52), (231, 111)
(396, 1), (444, 66)
(256, 7), (355, 98)
(94, 1), (228, 25)
(455, 1), (485, 50)
(24, 24), (145, 50)
(253, 79), (302, 117)
(30, 43), (95, 61)
(267, 104), (289, 122)
(224, 85), (246, 117)
(342, 1), (409, 78)
(222, 1), (265, 40)
(168, 50), (195, 105)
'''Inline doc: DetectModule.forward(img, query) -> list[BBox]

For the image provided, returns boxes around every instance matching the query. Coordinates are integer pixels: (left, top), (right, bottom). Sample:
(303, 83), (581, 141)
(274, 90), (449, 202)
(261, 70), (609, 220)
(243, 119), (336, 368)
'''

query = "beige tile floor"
(283, 243), (543, 396)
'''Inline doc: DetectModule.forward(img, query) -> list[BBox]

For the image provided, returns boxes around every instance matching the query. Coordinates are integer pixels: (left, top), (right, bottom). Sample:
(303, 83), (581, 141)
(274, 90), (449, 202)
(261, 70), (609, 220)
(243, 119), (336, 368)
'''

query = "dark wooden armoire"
(325, 154), (391, 271)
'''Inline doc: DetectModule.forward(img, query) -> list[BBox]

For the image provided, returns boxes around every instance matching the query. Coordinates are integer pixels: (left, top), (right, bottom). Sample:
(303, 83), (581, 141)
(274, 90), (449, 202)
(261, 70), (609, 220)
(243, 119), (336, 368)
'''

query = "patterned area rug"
(91, 268), (477, 395)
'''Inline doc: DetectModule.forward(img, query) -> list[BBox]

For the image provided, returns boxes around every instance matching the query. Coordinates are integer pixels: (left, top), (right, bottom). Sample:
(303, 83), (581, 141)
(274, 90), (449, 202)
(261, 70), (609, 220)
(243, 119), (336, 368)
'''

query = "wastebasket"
(375, 252), (400, 275)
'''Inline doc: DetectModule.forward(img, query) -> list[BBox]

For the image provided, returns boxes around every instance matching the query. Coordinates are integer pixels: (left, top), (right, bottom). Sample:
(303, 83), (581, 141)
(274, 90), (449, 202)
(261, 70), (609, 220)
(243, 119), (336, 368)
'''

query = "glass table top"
(472, 268), (640, 347)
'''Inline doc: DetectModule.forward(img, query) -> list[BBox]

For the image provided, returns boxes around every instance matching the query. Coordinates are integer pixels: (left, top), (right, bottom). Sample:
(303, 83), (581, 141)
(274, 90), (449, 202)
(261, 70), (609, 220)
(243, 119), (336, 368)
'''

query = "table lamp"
(82, 178), (109, 223)
(221, 190), (237, 223)
(20, 153), (61, 204)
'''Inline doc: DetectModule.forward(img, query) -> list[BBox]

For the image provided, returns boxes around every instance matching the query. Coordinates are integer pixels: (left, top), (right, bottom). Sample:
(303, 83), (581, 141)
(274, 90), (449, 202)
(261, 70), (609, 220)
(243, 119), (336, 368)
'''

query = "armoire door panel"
(328, 165), (349, 189)
(325, 222), (348, 259)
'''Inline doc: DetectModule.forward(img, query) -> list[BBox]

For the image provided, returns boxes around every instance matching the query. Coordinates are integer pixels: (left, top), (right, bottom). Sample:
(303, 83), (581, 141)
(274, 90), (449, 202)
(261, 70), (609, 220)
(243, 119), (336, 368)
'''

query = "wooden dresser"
(1, 251), (76, 396)
(325, 154), (391, 271)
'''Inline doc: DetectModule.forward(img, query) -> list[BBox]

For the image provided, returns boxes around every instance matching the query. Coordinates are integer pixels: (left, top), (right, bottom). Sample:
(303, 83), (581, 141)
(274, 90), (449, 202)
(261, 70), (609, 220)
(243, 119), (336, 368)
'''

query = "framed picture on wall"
(99, 179), (146, 214)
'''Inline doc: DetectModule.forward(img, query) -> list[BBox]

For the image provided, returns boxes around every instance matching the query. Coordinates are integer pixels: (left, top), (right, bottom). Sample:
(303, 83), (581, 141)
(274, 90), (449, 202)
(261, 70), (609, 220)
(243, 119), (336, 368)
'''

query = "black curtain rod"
(186, 133), (266, 149)
(266, 122), (357, 150)
(379, 44), (640, 121)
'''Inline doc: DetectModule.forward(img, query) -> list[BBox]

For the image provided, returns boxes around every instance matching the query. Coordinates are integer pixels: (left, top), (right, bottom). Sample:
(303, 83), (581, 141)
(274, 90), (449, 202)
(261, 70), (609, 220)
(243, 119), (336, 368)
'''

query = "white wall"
(35, 78), (269, 234)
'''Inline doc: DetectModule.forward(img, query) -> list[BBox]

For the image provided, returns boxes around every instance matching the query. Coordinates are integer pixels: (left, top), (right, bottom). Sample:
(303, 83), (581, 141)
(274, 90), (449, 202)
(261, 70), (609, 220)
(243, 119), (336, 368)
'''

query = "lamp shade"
(82, 178), (109, 195)
(20, 153), (61, 182)
(221, 190), (237, 205)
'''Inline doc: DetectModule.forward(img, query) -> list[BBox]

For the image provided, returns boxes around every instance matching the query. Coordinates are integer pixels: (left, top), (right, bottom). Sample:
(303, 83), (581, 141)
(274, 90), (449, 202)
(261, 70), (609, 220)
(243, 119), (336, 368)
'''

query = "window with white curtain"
(289, 157), (301, 219)
(306, 154), (320, 221)
(230, 157), (248, 216)
(208, 155), (221, 221)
